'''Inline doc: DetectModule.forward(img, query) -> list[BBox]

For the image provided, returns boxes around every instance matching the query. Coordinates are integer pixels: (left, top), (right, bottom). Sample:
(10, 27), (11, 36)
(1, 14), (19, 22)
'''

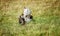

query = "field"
(0, 0), (60, 36)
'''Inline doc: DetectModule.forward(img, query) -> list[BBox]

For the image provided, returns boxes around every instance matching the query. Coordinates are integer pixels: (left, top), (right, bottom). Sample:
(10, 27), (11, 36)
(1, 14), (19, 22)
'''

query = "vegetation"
(0, 0), (60, 36)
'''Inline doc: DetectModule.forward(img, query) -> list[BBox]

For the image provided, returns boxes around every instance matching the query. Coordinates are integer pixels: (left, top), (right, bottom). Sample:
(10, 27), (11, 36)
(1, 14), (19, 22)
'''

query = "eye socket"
(30, 15), (33, 19)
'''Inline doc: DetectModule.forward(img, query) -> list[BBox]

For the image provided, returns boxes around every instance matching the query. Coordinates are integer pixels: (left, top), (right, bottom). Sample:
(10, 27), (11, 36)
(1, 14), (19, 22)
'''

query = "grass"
(0, 0), (60, 36)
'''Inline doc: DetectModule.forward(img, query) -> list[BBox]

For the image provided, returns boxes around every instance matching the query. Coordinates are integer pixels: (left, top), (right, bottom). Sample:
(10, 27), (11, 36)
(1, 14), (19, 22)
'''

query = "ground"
(0, 0), (60, 36)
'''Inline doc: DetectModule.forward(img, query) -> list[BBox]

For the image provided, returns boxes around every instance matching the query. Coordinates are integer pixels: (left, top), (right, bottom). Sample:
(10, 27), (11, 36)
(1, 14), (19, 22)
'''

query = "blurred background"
(0, 0), (60, 36)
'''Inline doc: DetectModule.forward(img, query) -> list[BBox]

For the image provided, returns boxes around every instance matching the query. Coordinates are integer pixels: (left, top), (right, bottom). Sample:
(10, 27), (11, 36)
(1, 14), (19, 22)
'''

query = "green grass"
(0, 0), (60, 36)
